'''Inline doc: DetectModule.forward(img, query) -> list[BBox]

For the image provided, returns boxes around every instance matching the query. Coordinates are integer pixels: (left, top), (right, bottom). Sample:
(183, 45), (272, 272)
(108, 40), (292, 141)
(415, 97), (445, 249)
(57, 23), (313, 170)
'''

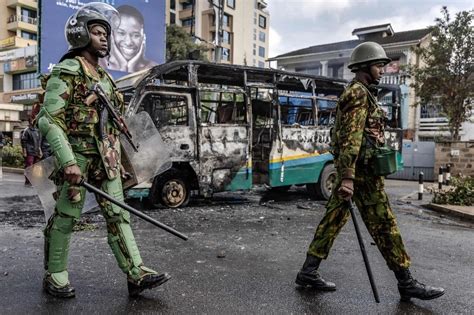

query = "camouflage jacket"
(330, 80), (386, 179)
(42, 56), (125, 179)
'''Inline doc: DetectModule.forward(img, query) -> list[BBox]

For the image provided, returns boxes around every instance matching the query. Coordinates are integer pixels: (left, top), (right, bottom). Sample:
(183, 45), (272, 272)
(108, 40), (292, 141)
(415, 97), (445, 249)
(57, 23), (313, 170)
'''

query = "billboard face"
(39, 0), (165, 78)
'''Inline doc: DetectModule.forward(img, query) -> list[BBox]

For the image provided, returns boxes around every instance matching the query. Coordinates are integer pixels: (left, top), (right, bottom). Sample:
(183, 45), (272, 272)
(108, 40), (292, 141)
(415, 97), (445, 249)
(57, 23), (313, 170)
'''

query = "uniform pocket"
(71, 105), (99, 124)
(67, 105), (99, 136)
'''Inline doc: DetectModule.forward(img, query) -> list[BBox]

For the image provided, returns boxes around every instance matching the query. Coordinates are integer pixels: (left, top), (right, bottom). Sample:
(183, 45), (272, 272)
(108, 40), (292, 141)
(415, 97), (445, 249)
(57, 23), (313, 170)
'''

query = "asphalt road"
(0, 174), (473, 314)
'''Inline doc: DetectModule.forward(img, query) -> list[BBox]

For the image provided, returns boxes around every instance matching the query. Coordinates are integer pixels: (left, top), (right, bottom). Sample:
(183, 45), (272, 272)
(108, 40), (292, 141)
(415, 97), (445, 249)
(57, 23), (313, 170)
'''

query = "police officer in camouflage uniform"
(295, 42), (445, 301)
(37, 3), (170, 298)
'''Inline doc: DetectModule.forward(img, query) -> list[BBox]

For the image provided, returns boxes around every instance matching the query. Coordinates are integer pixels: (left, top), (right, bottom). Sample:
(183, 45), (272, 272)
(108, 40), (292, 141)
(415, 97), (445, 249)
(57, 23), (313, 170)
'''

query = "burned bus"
(116, 61), (348, 207)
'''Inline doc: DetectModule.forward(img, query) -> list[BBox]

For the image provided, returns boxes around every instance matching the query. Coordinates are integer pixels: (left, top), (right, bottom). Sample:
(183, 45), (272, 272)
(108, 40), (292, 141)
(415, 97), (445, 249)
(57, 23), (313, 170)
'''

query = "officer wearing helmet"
(37, 3), (170, 298)
(295, 42), (445, 301)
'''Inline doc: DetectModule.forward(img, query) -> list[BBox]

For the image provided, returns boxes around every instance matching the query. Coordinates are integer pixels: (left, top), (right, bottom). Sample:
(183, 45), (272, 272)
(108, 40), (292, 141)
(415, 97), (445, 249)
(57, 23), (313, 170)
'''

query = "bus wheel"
(151, 169), (190, 208)
(306, 163), (336, 200)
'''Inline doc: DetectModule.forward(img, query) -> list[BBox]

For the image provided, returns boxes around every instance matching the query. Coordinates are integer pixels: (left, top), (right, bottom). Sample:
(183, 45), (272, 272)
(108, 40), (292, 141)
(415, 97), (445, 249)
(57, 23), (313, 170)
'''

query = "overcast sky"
(268, 0), (473, 58)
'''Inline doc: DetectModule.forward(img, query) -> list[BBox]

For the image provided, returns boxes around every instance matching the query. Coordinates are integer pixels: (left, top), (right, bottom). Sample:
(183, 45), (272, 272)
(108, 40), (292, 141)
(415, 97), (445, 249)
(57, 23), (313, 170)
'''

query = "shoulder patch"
(53, 58), (82, 75)
(345, 82), (367, 101)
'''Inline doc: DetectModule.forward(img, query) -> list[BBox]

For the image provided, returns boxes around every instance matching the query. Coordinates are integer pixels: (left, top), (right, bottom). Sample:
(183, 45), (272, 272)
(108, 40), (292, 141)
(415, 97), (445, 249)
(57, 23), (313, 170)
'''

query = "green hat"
(348, 41), (391, 72)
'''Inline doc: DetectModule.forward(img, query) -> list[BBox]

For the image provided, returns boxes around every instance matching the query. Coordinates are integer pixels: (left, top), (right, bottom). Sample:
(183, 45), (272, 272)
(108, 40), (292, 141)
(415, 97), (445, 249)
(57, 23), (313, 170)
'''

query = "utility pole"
(209, 0), (224, 63)
(190, 0), (195, 37)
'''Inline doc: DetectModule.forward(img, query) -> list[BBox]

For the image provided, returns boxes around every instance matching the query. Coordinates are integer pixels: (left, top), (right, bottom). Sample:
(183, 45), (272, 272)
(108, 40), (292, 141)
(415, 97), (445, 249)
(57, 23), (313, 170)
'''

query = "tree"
(409, 7), (473, 140)
(166, 25), (209, 62)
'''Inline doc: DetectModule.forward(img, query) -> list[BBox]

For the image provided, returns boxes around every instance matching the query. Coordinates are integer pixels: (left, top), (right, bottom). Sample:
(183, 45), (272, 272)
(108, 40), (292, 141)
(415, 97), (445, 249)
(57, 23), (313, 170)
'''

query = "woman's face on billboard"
(114, 15), (144, 60)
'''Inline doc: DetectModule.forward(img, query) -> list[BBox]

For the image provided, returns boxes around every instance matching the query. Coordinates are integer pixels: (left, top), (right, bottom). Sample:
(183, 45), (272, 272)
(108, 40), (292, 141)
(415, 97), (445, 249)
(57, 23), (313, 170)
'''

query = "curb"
(1, 167), (24, 174)
(423, 203), (474, 222)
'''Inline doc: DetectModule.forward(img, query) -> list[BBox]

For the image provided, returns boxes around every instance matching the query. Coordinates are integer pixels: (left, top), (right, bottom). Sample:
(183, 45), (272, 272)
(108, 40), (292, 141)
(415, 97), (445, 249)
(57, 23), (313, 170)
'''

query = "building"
(0, 0), (39, 145)
(166, 0), (270, 68)
(269, 23), (473, 141)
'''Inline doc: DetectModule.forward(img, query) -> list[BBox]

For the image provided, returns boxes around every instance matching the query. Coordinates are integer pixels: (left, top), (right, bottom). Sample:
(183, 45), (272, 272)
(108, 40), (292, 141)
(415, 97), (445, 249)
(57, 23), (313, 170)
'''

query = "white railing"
(7, 15), (38, 25)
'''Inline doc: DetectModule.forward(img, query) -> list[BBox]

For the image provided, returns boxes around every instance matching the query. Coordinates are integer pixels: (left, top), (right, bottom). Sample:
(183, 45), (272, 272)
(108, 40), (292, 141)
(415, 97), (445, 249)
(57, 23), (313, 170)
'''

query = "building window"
(170, 0), (176, 10)
(170, 12), (176, 25)
(258, 61), (265, 68)
(258, 46), (265, 58)
(258, 15), (266, 29)
(21, 8), (37, 24)
(253, 33), (256, 40)
(182, 18), (193, 27)
(12, 72), (39, 90)
(21, 31), (37, 40)
(222, 48), (230, 61)
(227, 0), (235, 9)
(222, 31), (231, 44)
(253, 49), (256, 56)
(223, 13), (231, 27)
(329, 64), (344, 79)
(259, 31), (265, 42)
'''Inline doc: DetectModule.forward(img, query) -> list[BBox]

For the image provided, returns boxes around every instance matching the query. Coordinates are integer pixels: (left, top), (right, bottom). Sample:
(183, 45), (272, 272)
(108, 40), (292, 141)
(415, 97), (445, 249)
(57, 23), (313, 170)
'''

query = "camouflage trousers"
(307, 170), (411, 271)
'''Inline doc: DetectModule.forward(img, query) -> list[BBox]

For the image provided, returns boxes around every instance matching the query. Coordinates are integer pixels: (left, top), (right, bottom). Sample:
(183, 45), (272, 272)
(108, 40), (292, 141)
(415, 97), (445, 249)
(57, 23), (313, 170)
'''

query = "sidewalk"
(399, 181), (474, 222)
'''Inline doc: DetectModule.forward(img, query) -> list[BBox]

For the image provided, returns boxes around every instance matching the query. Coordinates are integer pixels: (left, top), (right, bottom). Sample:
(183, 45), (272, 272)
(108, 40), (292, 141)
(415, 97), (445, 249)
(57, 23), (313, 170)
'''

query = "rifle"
(80, 179), (188, 241)
(87, 83), (139, 152)
(347, 199), (380, 303)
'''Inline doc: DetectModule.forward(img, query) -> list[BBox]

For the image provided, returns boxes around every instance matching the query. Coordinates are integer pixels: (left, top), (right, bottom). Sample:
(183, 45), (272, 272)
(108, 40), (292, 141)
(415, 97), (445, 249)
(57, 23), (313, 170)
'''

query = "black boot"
(295, 254), (336, 291)
(394, 268), (445, 301)
(43, 276), (75, 298)
(128, 272), (171, 297)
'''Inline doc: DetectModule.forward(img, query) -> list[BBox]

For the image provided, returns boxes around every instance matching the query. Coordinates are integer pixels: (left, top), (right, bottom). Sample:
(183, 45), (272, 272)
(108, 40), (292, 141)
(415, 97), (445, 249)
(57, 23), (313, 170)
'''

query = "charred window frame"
(200, 90), (246, 124)
(250, 88), (274, 127)
(138, 93), (188, 127)
(316, 98), (337, 126)
(278, 96), (315, 126)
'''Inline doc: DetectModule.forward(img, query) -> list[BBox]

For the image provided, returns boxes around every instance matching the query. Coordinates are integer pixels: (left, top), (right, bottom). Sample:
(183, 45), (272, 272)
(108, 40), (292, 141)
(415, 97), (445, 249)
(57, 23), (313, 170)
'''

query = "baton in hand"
(80, 179), (188, 241)
(347, 199), (380, 303)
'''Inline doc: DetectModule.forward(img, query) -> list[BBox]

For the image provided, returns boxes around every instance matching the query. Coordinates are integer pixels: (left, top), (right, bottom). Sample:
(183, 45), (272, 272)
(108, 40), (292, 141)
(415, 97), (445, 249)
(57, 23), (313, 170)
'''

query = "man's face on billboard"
(114, 15), (144, 61)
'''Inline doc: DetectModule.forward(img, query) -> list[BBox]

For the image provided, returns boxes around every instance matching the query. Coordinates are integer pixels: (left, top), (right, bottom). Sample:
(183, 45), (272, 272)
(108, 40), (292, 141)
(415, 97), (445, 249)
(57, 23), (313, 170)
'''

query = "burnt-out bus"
(116, 61), (347, 207)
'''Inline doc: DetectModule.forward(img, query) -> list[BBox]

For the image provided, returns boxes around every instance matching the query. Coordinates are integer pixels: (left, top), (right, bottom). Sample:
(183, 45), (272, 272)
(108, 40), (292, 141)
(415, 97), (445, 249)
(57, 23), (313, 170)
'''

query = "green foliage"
(166, 25), (209, 62)
(408, 7), (473, 140)
(432, 175), (474, 206)
(1, 145), (24, 168)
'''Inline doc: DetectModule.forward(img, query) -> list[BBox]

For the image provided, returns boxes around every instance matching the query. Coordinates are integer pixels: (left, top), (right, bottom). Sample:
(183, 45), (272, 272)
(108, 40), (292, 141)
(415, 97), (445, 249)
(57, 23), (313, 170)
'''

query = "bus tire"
(150, 169), (190, 208)
(306, 163), (336, 200)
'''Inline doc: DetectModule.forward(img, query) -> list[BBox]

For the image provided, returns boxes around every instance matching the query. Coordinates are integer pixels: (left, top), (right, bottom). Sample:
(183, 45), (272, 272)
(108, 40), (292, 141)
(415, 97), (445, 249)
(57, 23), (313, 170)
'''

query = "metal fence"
(388, 140), (435, 181)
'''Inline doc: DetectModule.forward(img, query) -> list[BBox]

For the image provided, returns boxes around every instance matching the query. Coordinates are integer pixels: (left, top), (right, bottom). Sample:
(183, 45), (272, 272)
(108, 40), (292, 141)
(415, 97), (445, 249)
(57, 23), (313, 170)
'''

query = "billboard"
(39, 0), (166, 78)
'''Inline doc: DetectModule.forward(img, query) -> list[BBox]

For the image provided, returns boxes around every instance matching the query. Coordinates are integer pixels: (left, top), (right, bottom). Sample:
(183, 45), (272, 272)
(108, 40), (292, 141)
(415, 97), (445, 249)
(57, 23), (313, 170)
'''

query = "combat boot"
(394, 268), (445, 301)
(43, 271), (75, 298)
(295, 254), (336, 291)
(127, 265), (171, 297)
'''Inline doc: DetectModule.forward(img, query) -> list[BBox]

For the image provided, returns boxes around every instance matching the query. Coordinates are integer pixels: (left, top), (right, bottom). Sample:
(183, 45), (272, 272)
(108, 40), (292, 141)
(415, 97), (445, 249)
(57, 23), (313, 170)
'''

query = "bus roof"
(116, 60), (347, 95)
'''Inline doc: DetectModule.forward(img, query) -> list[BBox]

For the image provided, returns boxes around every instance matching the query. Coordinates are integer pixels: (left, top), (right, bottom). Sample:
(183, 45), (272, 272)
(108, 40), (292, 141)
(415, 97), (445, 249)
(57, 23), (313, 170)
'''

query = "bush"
(1, 145), (24, 168)
(432, 175), (473, 206)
